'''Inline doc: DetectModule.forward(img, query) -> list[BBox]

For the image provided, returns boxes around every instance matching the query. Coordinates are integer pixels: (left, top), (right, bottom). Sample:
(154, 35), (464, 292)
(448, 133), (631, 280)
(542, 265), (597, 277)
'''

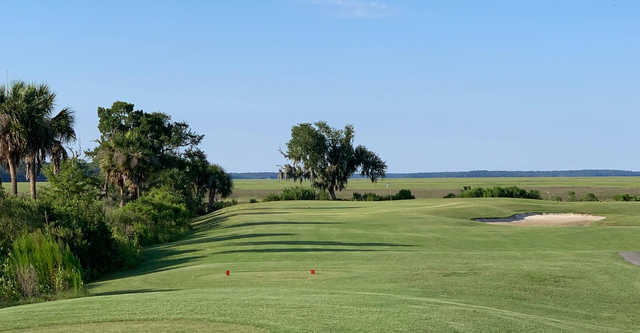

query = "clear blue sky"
(2, 1), (638, 172)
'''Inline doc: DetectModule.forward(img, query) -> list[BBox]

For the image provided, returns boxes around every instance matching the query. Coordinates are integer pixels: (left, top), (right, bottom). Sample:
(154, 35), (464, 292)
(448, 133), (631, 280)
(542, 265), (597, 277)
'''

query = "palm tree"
(18, 83), (75, 199)
(205, 164), (233, 212)
(0, 82), (29, 196)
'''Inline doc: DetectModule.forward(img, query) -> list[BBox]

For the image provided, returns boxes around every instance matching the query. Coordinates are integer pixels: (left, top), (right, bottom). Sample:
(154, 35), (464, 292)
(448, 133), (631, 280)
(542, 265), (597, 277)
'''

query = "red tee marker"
(226, 270), (230, 276)
(310, 269), (316, 275)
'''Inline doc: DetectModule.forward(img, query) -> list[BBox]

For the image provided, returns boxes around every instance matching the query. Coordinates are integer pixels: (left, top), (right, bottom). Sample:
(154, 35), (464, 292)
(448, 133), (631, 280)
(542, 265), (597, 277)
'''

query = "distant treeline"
(0, 166), (46, 182)
(231, 170), (640, 180)
(9, 169), (640, 182)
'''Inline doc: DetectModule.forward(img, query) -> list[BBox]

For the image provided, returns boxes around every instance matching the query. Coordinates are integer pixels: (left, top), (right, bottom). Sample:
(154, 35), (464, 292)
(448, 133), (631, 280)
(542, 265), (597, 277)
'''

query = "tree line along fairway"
(1, 198), (639, 332)
(230, 177), (640, 202)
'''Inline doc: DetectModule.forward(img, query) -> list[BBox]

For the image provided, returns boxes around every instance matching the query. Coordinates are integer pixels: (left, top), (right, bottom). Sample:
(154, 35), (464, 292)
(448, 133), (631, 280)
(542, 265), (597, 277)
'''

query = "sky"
(1, 0), (639, 172)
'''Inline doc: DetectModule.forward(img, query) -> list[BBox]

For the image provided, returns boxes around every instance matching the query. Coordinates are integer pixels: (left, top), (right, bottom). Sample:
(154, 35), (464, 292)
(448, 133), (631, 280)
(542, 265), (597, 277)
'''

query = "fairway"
(2, 198), (640, 332)
(231, 177), (640, 202)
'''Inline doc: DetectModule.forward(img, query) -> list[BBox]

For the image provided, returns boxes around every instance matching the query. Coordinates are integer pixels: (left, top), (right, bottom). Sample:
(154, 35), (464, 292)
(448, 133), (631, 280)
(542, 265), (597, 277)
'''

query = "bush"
(613, 194), (640, 201)
(111, 187), (193, 247)
(263, 193), (281, 202)
(42, 160), (122, 279)
(443, 193), (457, 199)
(394, 189), (415, 200)
(263, 187), (322, 201)
(553, 196), (563, 202)
(0, 197), (48, 258)
(583, 193), (599, 202)
(567, 191), (578, 202)
(352, 189), (415, 201)
(249, 198), (258, 204)
(458, 186), (541, 200)
(281, 187), (318, 200)
(3, 231), (82, 300)
(209, 199), (238, 211)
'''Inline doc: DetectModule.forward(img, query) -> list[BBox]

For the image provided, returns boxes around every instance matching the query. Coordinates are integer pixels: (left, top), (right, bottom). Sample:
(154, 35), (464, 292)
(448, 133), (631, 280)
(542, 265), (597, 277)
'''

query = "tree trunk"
(328, 187), (337, 200)
(119, 184), (125, 208)
(208, 189), (216, 212)
(28, 160), (37, 200)
(7, 156), (17, 196)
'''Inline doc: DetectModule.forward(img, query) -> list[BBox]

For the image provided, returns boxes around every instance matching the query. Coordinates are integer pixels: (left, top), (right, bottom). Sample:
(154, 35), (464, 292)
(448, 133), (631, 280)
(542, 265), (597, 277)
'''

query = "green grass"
(1, 182), (47, 195)
(231, 177), (640, 202)
(1, 198), (640, 332)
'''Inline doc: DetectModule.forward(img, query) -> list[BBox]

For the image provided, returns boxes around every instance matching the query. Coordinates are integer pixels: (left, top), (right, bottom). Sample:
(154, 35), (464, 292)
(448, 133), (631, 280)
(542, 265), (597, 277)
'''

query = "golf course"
(3, 2), (640, 332)
(1, 196), (639, 332)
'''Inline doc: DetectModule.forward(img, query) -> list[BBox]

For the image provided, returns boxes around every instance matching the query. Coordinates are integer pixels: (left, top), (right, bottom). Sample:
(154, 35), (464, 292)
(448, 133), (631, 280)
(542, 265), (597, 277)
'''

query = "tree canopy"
(279, 121), (386, 199)
(89, 101), (205, 206)
(0, 82), (75, 199)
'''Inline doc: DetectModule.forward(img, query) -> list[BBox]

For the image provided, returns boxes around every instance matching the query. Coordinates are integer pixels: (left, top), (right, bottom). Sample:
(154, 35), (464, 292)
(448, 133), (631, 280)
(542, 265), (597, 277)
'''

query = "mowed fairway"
(2, 198), (640, 332)
(231, 177), (640, 202)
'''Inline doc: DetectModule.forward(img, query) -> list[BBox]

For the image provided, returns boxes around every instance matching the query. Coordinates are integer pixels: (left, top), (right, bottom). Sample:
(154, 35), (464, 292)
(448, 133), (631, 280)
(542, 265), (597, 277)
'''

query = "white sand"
(475, 213), (605, 226)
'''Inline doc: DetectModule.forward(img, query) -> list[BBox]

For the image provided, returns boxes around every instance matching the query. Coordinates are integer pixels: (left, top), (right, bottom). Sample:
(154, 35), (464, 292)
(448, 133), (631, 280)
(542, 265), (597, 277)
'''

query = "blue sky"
(2, 0), (639, 172)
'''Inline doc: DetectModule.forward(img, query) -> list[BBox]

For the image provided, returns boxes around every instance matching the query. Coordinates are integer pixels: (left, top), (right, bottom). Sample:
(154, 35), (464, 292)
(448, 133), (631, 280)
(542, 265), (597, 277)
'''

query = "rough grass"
(231, 177), (640, 202)
(1, 198), (640, 332)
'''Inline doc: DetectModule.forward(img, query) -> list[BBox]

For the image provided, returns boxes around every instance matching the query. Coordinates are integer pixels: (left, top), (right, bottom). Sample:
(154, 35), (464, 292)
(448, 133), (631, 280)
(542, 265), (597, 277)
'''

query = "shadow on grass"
(230, 241), (414, 247)
(90, 289), (180, 297)
(110, 254), (206, 279)
(214, 248), (383, 255)
(175, 232), (296, 247)
(224, 221), (341, 229)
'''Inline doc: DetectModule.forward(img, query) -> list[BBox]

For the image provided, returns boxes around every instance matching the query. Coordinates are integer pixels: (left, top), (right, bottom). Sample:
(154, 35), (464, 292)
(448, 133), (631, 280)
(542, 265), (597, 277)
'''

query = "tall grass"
(4, 231), (82, 299)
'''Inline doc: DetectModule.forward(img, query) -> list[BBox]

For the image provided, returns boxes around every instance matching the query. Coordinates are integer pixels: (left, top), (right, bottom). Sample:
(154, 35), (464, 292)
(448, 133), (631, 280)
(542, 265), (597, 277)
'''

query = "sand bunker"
(473, 213), (605, 226)
(619, 252), (640, 266)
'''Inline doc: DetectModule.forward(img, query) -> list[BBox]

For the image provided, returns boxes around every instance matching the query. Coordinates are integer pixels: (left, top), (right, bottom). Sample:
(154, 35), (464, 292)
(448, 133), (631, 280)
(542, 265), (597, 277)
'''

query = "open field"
(1, 198), (639, 332)
(231, 177), (640, 202)
(1, 182), (47, 195)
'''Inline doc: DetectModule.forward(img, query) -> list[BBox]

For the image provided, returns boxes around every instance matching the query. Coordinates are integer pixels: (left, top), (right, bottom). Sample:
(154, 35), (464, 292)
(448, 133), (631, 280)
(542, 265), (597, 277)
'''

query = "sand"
(619, 252), (640, 266)
(474, 213), (605, 226)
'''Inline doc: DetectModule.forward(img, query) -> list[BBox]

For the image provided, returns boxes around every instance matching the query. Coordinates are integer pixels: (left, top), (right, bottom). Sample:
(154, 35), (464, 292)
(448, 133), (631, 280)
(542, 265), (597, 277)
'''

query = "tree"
(280, 121), (386, 200)
(0, 82), (27, 196)
(89, 101), (203, 206)
(21, 84), (75, 199)
(0, 82), (75, 199)
(204, 164), (233, 212)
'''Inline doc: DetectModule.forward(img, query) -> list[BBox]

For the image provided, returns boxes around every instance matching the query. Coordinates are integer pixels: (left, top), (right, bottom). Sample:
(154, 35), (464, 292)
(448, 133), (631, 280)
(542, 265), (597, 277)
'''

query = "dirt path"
(619, 252), (640, 266)
(474, 213), (605, 226)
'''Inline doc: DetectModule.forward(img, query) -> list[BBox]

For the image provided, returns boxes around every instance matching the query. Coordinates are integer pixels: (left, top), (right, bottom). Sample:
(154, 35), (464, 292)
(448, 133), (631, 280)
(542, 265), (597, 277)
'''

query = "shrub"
(583, 193), (599, 202)
(249, 198), (258, 204)
(209, 199), (238, 211)
(281, 187), (318, 200)
(263, 193), (281, 202)
(263, 187), (322, 201)
(567, 191), (578, 202)
(365, 193), (382, 201)
(351, 189), (415, 201)
(443, 193), (457, 199)
(613, 194), (640, 201)
(316, 191), (331, 201)
(42, 160), (121, 279)
(0, 197), (47, 258)
(7, 231), (83, 299)
(458, 186), (541, 200)
(393, 189), (415, 200)
(553, 196), (563, 202)
(111, 187), (193, 246)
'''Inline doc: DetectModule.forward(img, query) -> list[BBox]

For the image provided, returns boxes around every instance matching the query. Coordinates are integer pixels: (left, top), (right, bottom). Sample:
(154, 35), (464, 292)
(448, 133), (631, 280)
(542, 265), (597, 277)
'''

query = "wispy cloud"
(312, 0), (389, 18)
